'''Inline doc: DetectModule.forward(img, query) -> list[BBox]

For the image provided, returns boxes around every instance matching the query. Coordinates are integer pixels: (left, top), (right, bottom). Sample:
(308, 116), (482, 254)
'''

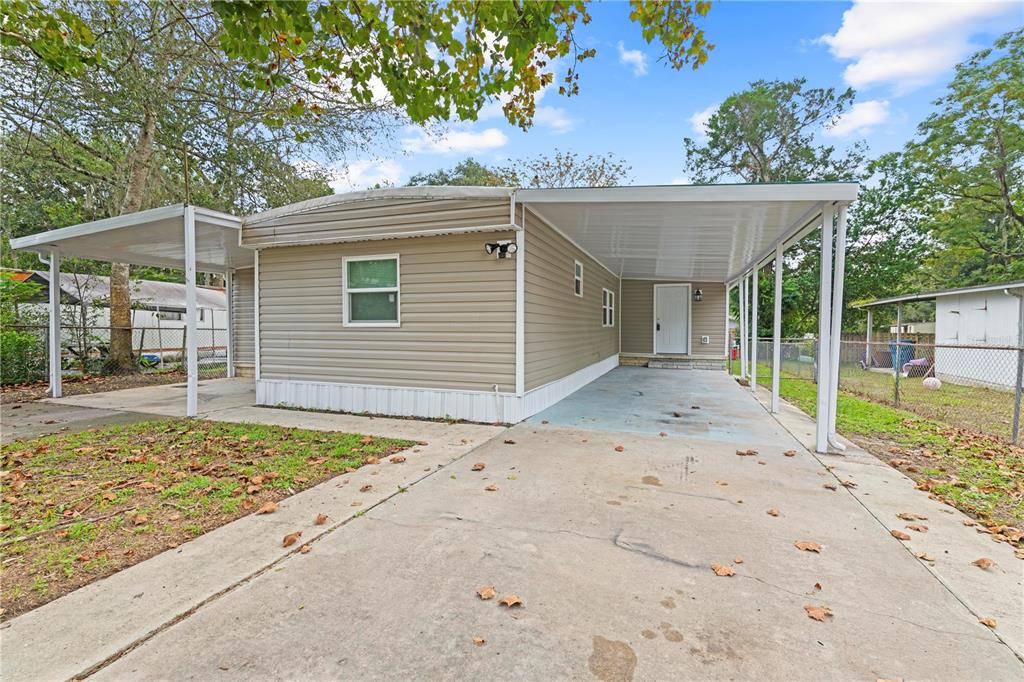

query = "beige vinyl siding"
(524, 208), (619, 390)
(258, 232), (516, 392)
(231, 268), (255, 367)
(620, 280), (726, 357)
(243, 198), (512, 248)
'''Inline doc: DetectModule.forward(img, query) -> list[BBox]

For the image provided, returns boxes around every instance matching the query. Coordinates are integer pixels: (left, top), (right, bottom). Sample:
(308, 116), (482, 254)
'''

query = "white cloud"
(825, 99), (891, 137)
(819, 1), (1017, 91)
(534, 106), (576, 134)
(400, 127), (509, 155)
(330, 159), (403, 191)
(617, 41), (648, 77)
(688, 103), (718, 139)
(670, 176), (691, 185)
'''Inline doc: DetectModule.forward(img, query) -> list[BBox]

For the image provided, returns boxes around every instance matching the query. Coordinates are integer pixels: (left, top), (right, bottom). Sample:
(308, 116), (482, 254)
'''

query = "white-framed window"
(602, 288), (615, 327)
(573, 260), (583, 297)
(342, 254), (400, 327)
(157, 310), (183, 321)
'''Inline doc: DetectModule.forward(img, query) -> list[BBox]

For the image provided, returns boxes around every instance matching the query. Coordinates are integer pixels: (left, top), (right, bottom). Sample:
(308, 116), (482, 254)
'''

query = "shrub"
(0, 328), (47, 385)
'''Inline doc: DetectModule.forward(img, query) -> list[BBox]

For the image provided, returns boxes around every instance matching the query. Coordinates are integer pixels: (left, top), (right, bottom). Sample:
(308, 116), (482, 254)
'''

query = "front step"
(647, 358), (726, 371)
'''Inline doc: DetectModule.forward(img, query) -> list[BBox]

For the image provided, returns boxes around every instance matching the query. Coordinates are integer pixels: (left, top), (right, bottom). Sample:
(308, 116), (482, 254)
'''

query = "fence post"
(1013, 291), (1023, 443)
(894, 304), (901, 406)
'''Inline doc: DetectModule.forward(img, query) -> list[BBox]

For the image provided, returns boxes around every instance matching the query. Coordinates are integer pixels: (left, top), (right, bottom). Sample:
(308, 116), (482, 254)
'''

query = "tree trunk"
(104, 108), (157, 374)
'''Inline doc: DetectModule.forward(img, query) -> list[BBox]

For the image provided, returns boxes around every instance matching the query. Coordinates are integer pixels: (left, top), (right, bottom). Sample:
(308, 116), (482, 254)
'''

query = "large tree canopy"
(904, 28), (1023, 287)
(683, 78), (866, 183)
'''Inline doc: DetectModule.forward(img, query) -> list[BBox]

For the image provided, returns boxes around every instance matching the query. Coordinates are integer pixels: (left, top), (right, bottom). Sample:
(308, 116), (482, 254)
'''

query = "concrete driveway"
(69, 369), (1021, 680)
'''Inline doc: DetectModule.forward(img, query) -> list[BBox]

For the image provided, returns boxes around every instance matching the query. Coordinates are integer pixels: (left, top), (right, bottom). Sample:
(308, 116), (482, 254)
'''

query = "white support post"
(47, 249), (62, 398)
(515, 205), (525, 397)
(771, 244), (783, 413)
(225, 269), (235, 378)
(750, 267), (758, 392)
(183, 205), (199, 417)
(815, 204), (835, 453)
(739, 275), (748, 378)
(827, 203), (848, 449)
(724, 284), (731, 369)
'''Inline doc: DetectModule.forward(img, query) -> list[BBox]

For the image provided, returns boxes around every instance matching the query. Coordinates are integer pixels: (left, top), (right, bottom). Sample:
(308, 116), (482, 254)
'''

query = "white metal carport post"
(771, 243), (783, 413)
(225, 269), (235, 379)
(738, 275), (748, 378)
(48, 249), (62, 398)
(750, 267), (758, 392)
(183, 205), (199, 417)
(815, 204), (835, 453)
(827, 204), (848, 448)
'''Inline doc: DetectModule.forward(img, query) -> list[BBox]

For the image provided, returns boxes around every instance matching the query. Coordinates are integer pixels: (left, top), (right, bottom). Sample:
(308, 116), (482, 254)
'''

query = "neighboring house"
(857, 281), (1024, 390)
(4, 270), (227, 359)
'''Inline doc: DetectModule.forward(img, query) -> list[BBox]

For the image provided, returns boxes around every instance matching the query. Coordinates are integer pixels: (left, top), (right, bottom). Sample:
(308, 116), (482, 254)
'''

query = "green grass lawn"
(0, 420), (413, 619)
(732, 361), (1024, 534)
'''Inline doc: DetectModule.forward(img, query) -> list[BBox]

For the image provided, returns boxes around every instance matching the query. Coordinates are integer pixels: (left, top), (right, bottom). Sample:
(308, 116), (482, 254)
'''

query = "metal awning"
(9, 204), (249, 272)
(518, 182), (859, 282)
(853, 279), (1024, 308)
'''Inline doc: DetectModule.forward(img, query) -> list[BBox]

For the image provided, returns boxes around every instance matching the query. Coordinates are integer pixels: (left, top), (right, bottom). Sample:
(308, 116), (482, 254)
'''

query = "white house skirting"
(256, 354), (619, 423)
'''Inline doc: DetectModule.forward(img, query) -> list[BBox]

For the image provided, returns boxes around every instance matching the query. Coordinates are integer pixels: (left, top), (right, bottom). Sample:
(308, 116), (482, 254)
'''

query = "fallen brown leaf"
(823, 483), (837, 491)
(711, 564), (735, 576)
(659, 432), (668, 437)
(282, 531), (302, 548)
(915, 552), (936, 562)
(734, 557), (743, 564)
(840, 480), (857, 488)
(471, 463), (486, 471)
(980, 618), (997, 629)
(907, 524), (928, 533)
(364, 456), (380, 465)
(484, 484), (498, 492)
(735, 449), (757, 456)
(813, 582), (823, 591)
(240, 499), (254, 510)
(390, 455), (406, 463)
(477, 585), (496, 600)
(132, 514), (148, 526)
(795, 541), (822, 553)
(614, 445), (625, 452)
(972, 557), (995, 570)
(314, 513), (329, 525)
(890, 529), (911, 541)
(767, 507), (780, 517)
(804, 604), (833, 622)
(499, 595), (523, 607)
(784, 450), (798, 457)
(359, 436), (374, 445)
(963, 518), (976, 527)
(473, 637), (486, 647)
(256, 501), (278, 515)
(897, 512), (927, 521)
(359, 484), (372, 492)
(299, 544), (312, 554)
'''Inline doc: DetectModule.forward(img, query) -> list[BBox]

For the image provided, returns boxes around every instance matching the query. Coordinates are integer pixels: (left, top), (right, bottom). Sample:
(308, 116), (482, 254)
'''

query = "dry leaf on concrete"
(795, 541), (822, 553)
(972, 558), (995, 570)
(477, 586), (496, 600)
(315, 513), (329, 525)
(499, 595), (523, 607)
(710, 564), (735, 577)
(804, 604), (833, 621)
(282, 532), (302, 547)
(890, 530), (911, 541)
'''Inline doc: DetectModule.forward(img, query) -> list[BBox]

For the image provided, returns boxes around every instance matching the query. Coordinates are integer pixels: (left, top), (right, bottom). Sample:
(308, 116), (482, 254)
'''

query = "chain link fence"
(2, 324), (228, 385)
(734, 337), (1024, 444)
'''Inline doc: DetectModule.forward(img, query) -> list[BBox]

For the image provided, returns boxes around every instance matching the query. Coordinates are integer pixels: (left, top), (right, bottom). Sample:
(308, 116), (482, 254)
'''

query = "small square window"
(573, 260), (583, 297)
(602, 288), (615, 327)
(343, 255), (400, 327)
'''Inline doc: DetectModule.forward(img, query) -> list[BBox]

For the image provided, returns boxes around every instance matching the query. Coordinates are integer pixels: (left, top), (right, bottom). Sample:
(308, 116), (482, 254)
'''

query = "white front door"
(655, 284), (690, 354)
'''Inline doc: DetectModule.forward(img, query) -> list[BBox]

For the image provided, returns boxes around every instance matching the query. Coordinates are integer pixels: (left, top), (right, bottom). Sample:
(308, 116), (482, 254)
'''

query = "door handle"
(656, 321), (661, 331)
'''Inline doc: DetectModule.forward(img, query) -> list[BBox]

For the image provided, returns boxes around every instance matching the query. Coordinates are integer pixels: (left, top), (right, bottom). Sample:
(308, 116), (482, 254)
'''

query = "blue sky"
(333, 1), (1022, 189)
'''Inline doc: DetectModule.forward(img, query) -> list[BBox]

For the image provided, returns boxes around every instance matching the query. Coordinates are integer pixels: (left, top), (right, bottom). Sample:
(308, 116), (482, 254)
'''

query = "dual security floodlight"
(484, 241), (518, 259)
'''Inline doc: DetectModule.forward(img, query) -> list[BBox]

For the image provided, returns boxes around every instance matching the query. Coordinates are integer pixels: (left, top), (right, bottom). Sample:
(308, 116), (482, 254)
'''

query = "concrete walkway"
(3, 371), (1022, 680)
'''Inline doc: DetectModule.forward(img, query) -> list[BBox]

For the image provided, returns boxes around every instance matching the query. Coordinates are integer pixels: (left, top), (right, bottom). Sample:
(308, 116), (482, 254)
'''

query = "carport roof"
(9, 204), (249, 272)
(518, 182), (859, 283)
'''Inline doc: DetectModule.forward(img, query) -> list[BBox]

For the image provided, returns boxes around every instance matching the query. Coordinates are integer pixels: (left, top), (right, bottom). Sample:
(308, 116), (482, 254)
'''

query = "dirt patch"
(589, 635), (637, 682)
(0, 419), (412, 619)
(1, 369), (226, 404)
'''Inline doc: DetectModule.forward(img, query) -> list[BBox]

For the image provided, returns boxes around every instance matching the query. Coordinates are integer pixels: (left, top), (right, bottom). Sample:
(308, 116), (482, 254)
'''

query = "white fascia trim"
(523, 205), (620, 280)
(518, 183), (859, 204)
(246, 186), (515, 227)
(253, 249), (261, 381)
(10, 204), (185, 251)
(241, 223), (519, 249)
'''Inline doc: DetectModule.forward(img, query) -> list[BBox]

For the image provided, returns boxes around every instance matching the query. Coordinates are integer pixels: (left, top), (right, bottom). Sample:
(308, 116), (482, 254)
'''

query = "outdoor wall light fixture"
(693, 288), (703, 302)
(484, 241), (518, 259)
